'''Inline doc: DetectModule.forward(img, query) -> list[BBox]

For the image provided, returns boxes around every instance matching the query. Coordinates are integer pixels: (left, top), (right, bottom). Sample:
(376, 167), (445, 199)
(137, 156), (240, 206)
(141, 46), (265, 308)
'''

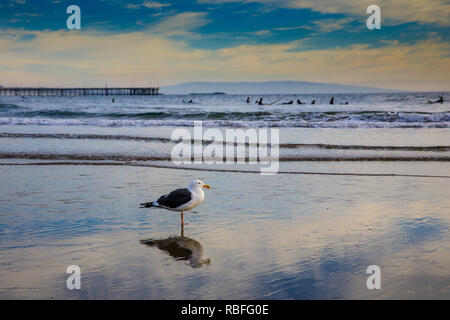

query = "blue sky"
(0, 0), (449, 90)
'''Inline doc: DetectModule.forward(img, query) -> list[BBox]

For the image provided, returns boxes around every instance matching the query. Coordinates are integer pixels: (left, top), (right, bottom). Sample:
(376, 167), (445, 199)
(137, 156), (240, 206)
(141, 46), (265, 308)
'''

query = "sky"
(0, 0), (449, 90)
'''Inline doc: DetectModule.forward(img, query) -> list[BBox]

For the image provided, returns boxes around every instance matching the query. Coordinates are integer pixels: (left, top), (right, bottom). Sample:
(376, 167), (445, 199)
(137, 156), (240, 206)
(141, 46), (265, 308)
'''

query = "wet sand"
(0, 164), (449, 299)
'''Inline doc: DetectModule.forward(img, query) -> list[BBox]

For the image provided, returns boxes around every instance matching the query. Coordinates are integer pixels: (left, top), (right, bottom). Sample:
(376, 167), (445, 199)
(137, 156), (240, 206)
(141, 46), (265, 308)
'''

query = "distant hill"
(160, 81), (395, 95)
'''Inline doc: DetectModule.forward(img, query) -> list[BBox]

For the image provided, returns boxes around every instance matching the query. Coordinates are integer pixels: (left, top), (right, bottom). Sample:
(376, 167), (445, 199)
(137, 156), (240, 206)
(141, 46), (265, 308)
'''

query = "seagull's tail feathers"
(140, 201), (156, 209)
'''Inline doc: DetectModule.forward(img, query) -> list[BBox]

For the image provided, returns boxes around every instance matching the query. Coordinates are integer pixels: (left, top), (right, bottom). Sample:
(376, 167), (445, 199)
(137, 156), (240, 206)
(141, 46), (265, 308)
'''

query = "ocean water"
(0, 92), (449, 299)
(0, 92), (449, 128)
(0, 92), (449, 169)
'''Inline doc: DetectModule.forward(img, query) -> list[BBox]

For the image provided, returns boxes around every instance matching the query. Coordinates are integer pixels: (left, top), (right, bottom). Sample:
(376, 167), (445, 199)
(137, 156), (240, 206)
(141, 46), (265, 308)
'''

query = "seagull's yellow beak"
(203, 184), (211, 189)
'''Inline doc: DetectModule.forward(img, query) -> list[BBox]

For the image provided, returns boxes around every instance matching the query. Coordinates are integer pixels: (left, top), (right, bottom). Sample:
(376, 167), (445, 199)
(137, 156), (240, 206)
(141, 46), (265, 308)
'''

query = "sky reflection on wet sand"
(0, 165), (449, 299)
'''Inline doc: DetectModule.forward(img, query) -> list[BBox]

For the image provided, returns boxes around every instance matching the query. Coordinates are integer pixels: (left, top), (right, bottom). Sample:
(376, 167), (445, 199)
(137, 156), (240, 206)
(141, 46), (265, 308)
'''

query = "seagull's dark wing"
(156, 188), (192, 209)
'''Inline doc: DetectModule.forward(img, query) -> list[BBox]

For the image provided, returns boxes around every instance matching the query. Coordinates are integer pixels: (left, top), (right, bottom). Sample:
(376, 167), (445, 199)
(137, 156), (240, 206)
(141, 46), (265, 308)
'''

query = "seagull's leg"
(181, 211), (184, 240)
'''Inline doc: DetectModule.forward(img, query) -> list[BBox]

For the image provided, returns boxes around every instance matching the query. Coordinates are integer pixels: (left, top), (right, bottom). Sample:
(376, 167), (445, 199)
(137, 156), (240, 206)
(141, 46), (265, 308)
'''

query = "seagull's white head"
(188, 179), (211, 191)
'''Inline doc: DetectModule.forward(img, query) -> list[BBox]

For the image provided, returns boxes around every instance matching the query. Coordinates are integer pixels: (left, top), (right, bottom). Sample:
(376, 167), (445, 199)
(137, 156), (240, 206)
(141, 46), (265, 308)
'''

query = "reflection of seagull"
(140, 180), (210, 225)
(140, 236), (211, 268)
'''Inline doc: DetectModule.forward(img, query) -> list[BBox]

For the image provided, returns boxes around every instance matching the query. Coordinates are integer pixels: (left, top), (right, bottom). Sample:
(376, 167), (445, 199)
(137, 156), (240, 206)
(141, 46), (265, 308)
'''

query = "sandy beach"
(1, 163), (449, 299)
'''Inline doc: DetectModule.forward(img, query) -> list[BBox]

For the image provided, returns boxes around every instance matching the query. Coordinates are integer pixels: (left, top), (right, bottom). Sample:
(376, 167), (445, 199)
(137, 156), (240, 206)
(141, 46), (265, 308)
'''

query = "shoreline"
(0, 161), (449, 179)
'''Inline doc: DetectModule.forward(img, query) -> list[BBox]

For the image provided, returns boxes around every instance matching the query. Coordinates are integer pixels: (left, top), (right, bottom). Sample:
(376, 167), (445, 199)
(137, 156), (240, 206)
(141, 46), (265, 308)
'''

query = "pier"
(0, 87), (159, 96)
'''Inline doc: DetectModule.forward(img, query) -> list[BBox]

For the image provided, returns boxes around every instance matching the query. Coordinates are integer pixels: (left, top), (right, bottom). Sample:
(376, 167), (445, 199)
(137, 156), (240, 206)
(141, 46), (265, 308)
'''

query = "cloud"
(280, 18), (355, 34)
(125, 1), (171, 9)
(0, 28), (448, 91)
(15, 13), (42, 17)
(198, 0), (450, 26)
(250, 30), (272, 36)
(310, 18), (354, 34)
(143, 1), (171, 9)
(288, 0), (450, 26)
(148, 12), (211, 36)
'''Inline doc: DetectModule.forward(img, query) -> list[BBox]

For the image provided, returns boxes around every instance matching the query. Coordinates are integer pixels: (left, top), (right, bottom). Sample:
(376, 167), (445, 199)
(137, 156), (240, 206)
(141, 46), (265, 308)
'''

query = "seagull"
(140, 180), (211, 226)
